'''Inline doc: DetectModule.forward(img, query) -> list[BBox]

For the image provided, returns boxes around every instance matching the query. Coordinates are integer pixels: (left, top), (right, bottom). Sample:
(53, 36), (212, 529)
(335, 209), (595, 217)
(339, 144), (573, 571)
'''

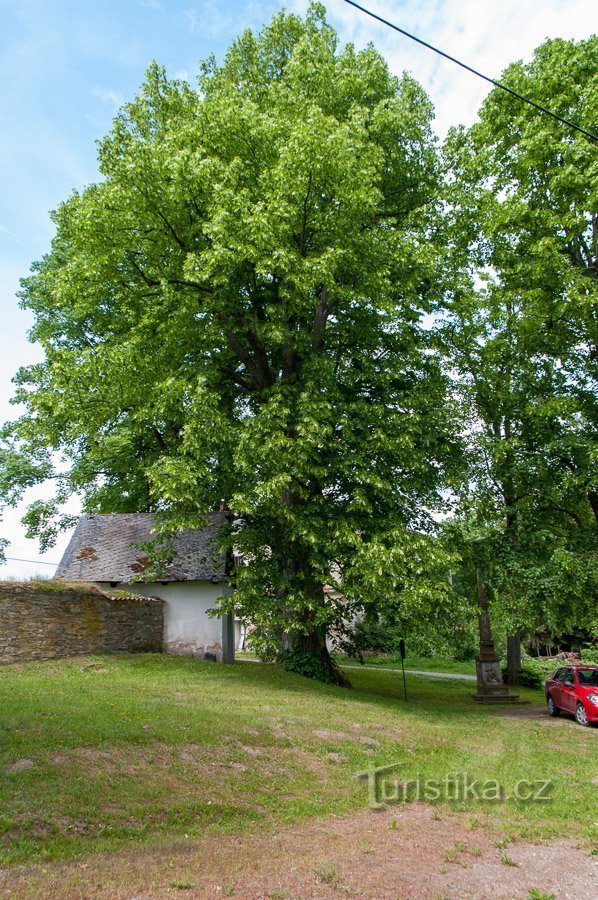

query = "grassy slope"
(338, 654), (476, 675)
(237, 650), (476, 674)
(0, 654), (595, 865)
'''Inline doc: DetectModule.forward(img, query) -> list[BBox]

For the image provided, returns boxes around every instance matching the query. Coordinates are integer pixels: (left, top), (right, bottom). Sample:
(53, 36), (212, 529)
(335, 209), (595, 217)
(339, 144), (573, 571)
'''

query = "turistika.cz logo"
(356, 763), (554, 809)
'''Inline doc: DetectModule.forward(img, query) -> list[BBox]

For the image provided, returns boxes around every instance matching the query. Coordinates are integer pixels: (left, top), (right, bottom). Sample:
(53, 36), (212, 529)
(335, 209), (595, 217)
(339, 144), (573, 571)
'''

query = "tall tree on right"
(442, 36), (598, 680)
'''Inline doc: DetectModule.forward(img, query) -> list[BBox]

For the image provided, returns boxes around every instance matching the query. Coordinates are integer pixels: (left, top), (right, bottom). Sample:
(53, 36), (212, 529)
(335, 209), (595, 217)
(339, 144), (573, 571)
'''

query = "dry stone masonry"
(0, 582), (163, 663)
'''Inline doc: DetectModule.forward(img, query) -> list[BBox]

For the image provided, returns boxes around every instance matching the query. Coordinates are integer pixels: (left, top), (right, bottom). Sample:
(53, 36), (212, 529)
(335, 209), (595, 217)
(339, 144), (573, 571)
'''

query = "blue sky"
(0, 0), (595, 578)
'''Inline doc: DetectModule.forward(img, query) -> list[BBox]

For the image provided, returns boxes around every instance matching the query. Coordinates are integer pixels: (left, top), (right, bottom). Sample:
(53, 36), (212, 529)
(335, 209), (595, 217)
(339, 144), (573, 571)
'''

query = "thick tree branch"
(224, 328), (274, 392)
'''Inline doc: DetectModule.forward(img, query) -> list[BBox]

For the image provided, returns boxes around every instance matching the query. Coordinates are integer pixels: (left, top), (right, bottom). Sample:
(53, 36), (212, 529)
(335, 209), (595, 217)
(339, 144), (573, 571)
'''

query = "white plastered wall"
(97, 580), (227, 659)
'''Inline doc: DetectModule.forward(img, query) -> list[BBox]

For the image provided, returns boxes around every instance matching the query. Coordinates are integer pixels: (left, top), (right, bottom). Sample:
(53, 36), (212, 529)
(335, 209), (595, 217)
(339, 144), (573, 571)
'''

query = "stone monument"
(473, 571), (522, 703)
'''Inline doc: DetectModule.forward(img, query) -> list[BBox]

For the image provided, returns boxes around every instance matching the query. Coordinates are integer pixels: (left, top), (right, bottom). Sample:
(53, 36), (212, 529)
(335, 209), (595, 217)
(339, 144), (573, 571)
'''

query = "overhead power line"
(342, 0), (598, 142)
(2, 556), (59, 567)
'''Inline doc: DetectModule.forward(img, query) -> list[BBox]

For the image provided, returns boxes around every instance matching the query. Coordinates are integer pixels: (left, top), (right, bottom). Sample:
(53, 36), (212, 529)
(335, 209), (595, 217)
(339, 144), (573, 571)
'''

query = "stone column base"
(472, 656), (527, 703)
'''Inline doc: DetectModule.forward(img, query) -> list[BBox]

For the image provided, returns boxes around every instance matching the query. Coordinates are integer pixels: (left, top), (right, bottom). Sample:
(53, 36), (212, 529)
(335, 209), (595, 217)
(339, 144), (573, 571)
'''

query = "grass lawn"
(338, 654), (476, 675)
(0, 653), (596, 868)
(237, 649), (476, 674)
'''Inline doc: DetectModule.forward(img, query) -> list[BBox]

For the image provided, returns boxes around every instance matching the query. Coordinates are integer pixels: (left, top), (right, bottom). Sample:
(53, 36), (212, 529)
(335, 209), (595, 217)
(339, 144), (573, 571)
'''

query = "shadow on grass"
(234, 657), (545, 724)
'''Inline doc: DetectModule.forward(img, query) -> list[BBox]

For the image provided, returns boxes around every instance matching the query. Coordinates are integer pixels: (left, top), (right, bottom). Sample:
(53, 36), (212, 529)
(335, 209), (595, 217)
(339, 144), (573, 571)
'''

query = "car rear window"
(577, 669), (598, 687)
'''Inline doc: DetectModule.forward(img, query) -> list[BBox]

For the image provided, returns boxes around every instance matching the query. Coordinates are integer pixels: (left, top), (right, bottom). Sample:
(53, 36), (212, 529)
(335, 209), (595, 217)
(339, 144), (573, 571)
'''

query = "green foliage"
(1, 4), (461, 679)
(500, 660), (544, 689)
(501, 645), (598, 689)
(3, 13), (593, 673)
(344, 616), (401, 657)
(579, 645), (598, 665)
(441, 35), (598, 641)
(339, 602), (478, 662)
(278, 648), (344, 684)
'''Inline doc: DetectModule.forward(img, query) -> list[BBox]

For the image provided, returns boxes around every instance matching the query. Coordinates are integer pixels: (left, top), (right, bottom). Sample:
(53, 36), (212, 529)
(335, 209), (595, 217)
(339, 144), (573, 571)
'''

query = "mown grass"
(0, 653), (595, 866)
(338, 654), (477, 675)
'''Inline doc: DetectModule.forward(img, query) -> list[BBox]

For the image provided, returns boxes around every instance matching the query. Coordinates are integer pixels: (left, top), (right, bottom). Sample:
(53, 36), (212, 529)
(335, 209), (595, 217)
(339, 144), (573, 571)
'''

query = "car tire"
(575, 703), (589, 726)
(547, 695), (560, 717)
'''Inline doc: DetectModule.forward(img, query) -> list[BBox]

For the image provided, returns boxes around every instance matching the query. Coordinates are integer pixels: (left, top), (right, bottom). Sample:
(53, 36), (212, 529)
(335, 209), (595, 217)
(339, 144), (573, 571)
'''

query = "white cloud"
(319, 0), (596, 136)
(183, 9), (200, 33)
(93, 87), (124, 107)
(183, 1), (244, 39)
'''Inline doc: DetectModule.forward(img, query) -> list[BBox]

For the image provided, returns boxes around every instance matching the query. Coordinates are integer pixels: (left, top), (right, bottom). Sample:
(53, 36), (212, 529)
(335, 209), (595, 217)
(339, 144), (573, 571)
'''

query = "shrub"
(500, 662), (543, 689)
(278, 649), (345, 684)
(579, 645), (598, 665)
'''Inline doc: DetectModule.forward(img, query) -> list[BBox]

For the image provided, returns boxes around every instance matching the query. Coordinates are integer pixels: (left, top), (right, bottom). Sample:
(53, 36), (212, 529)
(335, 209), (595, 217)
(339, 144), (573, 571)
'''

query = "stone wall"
(0, 582), (163, 663)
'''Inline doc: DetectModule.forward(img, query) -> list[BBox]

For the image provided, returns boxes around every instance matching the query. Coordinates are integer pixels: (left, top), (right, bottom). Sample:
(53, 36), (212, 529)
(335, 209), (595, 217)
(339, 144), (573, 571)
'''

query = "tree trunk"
(505, 630), (522, 685)
(277, 628), (351, 687)
(276, 574), (350, 686)
(271, 485), (350, 686)
(278, 626), (350, 687)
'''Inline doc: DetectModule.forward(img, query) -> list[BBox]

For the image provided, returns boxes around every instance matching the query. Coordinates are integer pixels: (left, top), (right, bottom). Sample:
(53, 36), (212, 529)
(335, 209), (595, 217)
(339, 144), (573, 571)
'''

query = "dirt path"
(1, 805), (595, 899)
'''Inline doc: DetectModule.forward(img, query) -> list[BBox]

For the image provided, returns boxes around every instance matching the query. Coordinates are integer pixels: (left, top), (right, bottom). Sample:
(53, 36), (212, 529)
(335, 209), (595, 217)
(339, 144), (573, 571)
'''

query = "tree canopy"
(1, 4), (460, 681)
(442, 35), (598, 644)
(4, 9), (595, 680)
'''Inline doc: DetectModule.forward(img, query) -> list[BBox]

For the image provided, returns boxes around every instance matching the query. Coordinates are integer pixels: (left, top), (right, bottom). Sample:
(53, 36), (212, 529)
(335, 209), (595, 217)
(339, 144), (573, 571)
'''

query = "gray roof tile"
(55, 512), (227, 583)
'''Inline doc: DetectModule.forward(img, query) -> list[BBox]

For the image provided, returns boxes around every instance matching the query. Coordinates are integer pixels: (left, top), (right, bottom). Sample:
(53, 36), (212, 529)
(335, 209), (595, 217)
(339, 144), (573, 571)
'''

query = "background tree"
(1, 4), (460, 682)
(442, 35), (598, 679)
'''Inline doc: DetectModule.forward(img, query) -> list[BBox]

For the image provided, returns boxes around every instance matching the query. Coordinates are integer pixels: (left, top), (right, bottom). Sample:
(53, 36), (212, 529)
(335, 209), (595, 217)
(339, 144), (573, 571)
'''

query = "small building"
(55, 512), (235, 661)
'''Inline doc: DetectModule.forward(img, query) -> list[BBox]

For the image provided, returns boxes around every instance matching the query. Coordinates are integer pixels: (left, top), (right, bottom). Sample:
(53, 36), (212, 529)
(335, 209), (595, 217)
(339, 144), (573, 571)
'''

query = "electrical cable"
(342, 0), (598, 142)
(2, 556), (58, 566)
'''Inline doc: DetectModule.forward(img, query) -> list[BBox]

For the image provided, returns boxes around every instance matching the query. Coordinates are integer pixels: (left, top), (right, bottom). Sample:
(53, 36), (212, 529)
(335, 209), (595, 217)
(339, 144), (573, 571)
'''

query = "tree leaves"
(1, 5), (459, 672)
(443, 34), (598, 638)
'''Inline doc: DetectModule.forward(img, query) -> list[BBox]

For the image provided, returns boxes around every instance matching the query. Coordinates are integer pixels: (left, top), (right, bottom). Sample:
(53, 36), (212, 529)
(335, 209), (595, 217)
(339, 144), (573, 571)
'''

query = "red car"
(545, 664), (598, 726)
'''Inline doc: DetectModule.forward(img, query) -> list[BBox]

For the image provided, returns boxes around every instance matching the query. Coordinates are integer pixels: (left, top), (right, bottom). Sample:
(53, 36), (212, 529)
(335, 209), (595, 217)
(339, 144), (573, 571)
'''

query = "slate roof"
(55, 512), (227, 584)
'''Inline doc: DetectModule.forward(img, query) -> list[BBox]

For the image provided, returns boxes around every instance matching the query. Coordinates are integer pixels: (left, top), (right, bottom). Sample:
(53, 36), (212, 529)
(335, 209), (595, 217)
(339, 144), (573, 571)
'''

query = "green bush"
(501, 661), (544, 689)
(278, 648), (344, 684)
(579, 645), (598, 665)
(339, 616), (478, 663)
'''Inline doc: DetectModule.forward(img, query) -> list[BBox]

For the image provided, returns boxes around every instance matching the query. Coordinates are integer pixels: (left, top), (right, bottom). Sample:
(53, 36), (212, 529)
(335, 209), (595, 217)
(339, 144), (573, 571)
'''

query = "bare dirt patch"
(313, 728), (351, 741)
(5, 758), (35, 773)
(496, 706), (598, 735)
(497, 705), (557, 720)
(0, 805), (595, 899)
